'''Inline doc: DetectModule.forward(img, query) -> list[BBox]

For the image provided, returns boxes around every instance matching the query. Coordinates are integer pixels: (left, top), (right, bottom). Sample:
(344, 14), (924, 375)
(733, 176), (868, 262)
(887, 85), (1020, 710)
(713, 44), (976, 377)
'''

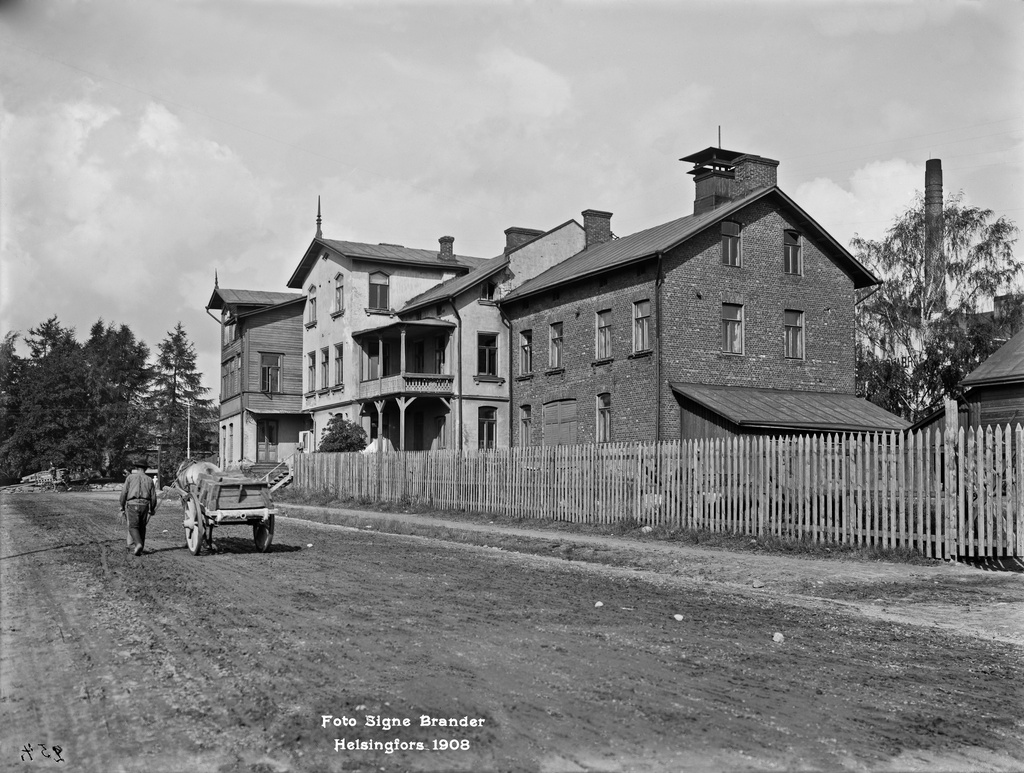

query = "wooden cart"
(171, 472), (276, 555)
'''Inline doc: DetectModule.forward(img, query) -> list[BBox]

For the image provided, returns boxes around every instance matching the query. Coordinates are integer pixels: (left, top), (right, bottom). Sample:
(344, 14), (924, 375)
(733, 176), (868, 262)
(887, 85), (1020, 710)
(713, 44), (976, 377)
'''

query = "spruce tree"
(151, 323), (216, 482)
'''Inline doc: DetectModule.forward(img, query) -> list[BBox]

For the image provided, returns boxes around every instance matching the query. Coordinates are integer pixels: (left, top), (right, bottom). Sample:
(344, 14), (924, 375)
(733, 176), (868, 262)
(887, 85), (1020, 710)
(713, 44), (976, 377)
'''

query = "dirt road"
(2, 491), (1022, 772)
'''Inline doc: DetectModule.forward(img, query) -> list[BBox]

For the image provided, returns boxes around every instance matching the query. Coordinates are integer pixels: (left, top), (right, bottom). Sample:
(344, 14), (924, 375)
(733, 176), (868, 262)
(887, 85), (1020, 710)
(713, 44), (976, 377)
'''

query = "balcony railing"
(357, 372), (454, 400)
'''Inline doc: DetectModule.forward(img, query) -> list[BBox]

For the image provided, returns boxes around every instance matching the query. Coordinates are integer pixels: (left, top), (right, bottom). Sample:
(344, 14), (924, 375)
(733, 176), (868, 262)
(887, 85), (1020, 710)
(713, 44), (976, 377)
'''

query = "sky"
(1, 0), (1021, 395)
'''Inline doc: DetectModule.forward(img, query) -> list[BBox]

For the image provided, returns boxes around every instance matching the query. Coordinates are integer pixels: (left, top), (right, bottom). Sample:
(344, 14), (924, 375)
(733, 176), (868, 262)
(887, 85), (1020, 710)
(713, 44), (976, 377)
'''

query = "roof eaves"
(401, 256), (509, 314)
(770, 188), (880, 288)
(234, 296), (305, 319)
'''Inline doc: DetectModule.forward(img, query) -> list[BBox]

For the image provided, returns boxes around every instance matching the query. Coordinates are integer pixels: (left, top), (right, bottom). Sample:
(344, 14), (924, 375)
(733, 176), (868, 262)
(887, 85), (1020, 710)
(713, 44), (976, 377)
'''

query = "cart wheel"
(184, 497), (203, 556)
(253, 513), (275, 553)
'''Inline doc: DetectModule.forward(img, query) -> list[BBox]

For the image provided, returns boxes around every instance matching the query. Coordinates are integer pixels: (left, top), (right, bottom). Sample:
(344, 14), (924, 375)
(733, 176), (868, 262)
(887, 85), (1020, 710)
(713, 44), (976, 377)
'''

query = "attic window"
(369, 272), (389, 310)
(480, 281), (497, 301)
(306, 285), (317, 325)
(722, 222), (741, 267)
(784, 231), (803, 275)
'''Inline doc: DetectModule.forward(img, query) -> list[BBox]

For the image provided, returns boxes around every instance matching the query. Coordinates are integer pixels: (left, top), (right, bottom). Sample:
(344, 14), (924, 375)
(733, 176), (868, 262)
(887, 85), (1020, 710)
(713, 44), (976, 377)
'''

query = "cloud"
(809, 0), (962, 37)
(0, 96), (276, 383)
(795, 158), (925, 249)
(479, 47), (572, 119)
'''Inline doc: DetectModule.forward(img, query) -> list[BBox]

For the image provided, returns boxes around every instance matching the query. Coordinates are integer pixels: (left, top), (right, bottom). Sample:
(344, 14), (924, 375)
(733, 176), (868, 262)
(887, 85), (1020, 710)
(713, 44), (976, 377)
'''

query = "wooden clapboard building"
(207, 284), (311, 472)
(914, 326), (1024, 433)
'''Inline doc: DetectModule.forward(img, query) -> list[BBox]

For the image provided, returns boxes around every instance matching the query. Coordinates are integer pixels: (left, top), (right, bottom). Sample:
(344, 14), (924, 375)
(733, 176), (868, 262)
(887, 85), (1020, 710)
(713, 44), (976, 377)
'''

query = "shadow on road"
(0, 538), (127, 561)
(956, 555), (1024, 573)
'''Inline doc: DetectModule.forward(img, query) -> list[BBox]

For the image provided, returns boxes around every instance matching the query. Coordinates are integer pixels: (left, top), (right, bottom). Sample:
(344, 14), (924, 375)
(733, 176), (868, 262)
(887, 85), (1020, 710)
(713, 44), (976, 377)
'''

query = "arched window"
(596, 393), (612, 443)
(369, 272), (389, 310)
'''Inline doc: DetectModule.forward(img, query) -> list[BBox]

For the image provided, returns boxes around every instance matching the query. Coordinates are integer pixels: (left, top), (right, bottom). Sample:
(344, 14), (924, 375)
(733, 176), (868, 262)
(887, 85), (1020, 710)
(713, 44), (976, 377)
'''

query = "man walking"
(120, 460), (158, 556)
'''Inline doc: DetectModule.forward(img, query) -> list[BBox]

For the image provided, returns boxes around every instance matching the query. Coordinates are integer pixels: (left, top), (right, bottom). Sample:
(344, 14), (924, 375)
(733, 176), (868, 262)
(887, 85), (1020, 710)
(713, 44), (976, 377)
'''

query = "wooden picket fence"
(293, 423), (1024, 559)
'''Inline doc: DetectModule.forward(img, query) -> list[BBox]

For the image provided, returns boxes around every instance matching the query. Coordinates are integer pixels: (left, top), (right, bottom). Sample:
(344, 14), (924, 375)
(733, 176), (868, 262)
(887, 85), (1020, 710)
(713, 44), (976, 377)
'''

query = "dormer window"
(306, 285), (317, 325)
(480, 281), (497, 301)
(721, 222), (741, 267)
(369, 272), (389, 310)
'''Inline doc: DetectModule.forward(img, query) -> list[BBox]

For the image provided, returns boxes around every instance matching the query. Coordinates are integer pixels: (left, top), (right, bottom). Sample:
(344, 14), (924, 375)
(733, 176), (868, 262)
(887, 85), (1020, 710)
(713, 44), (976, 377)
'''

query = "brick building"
(499, 147), (908, 443)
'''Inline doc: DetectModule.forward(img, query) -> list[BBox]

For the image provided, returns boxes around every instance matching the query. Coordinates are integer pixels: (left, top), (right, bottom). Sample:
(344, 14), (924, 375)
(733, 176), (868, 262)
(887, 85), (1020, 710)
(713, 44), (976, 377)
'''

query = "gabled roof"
(501, 187), (879, 303)
(401, 254), (508, 313)
(398, 218), (584, 314)
(287, 236), (488, 289)
(207, 287), (304, 311)
(671, 382), (909, 433)
(961, 327), (1024, 388)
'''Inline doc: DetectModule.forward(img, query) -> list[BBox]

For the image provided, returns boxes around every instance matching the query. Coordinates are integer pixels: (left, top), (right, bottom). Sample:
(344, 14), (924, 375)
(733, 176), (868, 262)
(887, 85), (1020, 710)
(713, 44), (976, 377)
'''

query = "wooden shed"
(960, 327), (1024, 430)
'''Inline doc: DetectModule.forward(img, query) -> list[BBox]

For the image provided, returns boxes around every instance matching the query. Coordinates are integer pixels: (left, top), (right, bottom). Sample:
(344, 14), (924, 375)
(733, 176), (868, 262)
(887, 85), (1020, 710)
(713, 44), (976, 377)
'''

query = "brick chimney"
(582, 209), (613, 249)
(924, 159), (944, 307)
(438, 235), (455, 262)
(732, 154), (779, 198)
(681, 147), (778, 215)
(504, 227), (544, 254)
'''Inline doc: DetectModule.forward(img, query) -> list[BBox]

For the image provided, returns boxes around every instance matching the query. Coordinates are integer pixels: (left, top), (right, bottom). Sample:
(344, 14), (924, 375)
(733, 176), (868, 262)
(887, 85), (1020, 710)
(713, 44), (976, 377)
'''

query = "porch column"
(396, 396), (414, 452)
(378, 335), (383, 387)
(374, 399), (385, 451)
(400, 326), (407, 375)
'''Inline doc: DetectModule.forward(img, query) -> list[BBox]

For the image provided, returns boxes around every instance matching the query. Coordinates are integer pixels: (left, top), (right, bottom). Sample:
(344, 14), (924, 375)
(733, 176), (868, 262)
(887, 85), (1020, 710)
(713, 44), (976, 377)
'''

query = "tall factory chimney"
(924, 159), (944, 310)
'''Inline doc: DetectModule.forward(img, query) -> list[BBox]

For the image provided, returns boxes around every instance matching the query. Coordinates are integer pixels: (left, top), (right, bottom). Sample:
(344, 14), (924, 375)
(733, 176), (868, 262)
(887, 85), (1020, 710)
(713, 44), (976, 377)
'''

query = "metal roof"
(401, 254), (508, 312)
(670, 382), (909, 432)
(351, 318), (457, 339)
(207, 288), (304, 311)
(501, 187), (879, 303)
(961, 327), (1024, 388)
(287, 236), (488, 289)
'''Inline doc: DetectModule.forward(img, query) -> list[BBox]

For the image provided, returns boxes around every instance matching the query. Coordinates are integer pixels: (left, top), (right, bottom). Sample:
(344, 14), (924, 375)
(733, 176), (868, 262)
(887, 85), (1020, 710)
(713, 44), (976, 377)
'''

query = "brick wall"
(506, 265), (659, 446)
(658, 200), (857, 439)
(505, 197), (859, 445)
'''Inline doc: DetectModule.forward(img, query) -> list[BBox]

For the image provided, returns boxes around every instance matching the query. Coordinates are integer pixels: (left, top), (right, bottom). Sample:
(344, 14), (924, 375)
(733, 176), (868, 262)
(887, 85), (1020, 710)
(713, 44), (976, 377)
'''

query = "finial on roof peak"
(214, 270), (219, 289)
(316, 196), (323, 239)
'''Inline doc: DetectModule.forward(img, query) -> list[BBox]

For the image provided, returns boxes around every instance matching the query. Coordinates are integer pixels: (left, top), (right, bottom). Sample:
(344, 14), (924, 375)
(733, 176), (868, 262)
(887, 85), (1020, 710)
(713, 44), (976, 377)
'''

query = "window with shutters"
(543, 400), (578, 446)
(306, 352), (316, 392)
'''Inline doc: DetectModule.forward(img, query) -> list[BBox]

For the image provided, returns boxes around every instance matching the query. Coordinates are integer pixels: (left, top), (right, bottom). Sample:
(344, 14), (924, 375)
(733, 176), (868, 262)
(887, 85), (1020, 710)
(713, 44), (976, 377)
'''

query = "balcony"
(357, 372), (454, 401)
